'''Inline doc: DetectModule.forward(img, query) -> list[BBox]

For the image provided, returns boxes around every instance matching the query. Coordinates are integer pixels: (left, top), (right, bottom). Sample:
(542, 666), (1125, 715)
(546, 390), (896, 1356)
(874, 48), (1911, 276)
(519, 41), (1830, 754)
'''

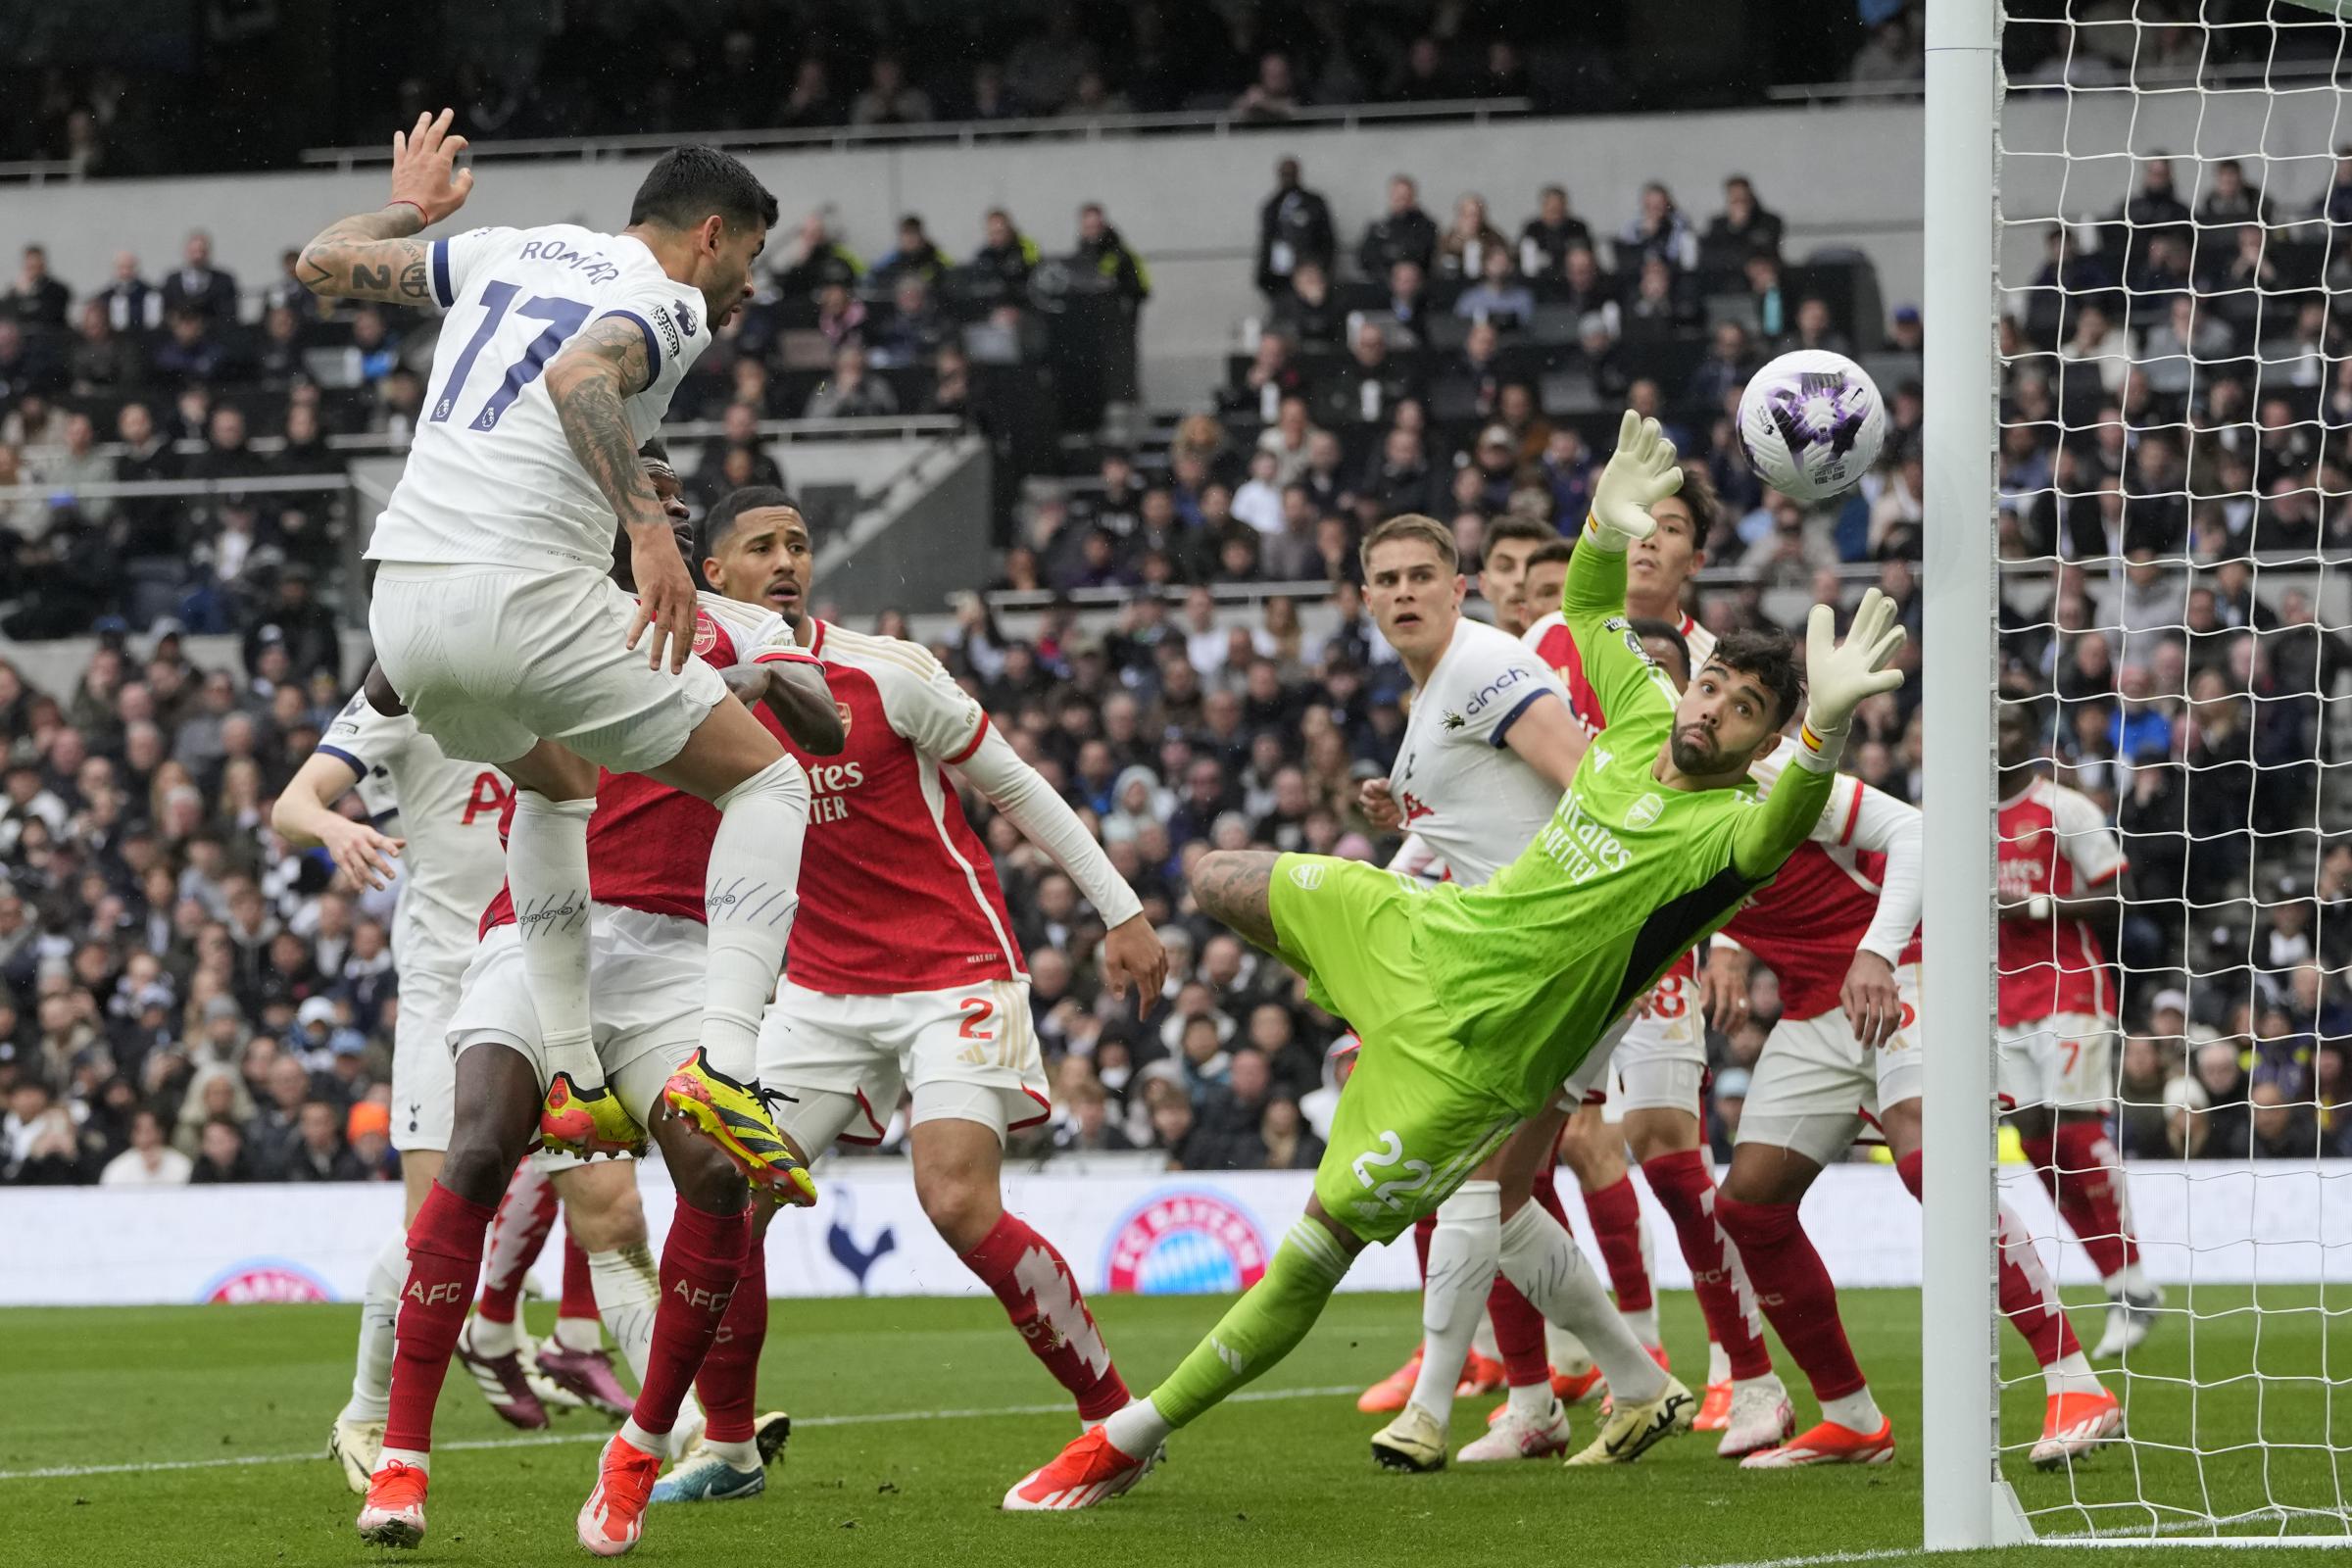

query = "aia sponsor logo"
(201, 1260), (331, 1304)
(1104, 1190), (1269, 1295)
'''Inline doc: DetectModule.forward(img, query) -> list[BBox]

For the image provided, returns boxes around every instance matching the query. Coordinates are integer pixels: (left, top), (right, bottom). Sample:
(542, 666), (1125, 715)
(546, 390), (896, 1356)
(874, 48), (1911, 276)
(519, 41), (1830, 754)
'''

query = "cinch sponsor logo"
(1105, 1190), (1270, 1295)
(201, 1260), (331, 1304)
(1464, 664), (1528, 716)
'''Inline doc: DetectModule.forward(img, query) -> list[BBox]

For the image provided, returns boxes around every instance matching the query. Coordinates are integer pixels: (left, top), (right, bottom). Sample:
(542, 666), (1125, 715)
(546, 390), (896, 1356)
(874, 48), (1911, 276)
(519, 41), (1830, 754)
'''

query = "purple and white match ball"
(1736, 349), (1886, 503)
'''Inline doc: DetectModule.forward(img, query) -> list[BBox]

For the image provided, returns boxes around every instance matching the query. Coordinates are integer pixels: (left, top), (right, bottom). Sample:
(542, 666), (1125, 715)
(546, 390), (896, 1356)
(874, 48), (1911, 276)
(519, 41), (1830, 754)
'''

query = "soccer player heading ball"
(1005, 409), (1909, 1509)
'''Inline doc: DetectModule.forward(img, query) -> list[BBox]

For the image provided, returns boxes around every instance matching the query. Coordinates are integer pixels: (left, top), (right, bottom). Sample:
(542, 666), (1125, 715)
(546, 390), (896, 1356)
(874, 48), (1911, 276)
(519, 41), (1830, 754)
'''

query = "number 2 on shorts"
(1351, 1129), (1434, 1213)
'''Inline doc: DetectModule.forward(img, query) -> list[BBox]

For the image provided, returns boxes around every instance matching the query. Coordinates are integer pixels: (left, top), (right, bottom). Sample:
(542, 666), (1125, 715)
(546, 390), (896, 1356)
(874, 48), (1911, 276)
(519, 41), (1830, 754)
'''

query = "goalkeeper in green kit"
(1003, 412), (1909, 1510)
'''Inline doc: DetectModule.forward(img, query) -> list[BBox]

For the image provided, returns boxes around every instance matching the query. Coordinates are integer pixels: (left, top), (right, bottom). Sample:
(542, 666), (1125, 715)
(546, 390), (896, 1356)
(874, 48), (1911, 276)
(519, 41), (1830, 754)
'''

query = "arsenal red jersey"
(1995, 775), (2126, 1026)
(772, 620), (1026, 996)
(479, 593), (813, 933)
(1524, 609), (1715, 737)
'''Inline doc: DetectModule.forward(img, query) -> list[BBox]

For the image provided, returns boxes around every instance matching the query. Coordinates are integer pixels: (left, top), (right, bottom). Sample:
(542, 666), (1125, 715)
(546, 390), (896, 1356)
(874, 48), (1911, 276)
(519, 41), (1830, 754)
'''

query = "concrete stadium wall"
(0, 104), (1928, 407)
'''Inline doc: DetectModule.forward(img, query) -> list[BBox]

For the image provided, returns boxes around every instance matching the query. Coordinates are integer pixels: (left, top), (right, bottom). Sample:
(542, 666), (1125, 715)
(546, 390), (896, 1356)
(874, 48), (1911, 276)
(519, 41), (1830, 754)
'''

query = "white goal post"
(1926, 0), (2352, 1547)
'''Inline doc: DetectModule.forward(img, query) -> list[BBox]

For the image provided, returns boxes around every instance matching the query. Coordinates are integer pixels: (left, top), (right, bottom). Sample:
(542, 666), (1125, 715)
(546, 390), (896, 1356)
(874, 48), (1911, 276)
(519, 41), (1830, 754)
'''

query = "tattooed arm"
(546, 317), (699, 670)
(298, 109), (473, 306)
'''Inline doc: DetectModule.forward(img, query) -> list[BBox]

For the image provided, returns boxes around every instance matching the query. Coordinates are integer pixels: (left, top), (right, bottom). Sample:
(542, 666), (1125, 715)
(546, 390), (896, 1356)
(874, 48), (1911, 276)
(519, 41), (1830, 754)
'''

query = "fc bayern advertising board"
(0, 1160), (2339, 1306)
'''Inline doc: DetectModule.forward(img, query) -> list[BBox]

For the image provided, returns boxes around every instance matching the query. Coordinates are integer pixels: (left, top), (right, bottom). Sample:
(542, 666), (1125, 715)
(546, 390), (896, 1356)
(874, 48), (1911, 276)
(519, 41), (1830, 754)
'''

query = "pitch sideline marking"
(1691, 1551), (1921, 1568)
(0, 1383), (1362, 1484)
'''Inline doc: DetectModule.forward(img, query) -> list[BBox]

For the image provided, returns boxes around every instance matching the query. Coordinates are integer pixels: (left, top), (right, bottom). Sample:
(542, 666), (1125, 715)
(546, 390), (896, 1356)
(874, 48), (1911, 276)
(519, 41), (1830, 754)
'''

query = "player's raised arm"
(1731, 589), (1907, 882)
(1562, 410), (1687, 728)
(297, 110), (473, 306)
(270, 680), (406, 891)
(546, 316), (697, 673)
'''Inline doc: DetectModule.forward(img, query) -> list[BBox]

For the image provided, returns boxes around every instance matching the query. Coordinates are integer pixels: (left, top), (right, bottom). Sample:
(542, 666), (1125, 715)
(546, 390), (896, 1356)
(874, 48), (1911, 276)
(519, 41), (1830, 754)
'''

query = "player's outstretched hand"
(1802, 587), (1907, 734)
(319, 815), (405, 893)
(387, 108), (473, 225)
(1100, 913), (1168, 1021)
(627, 532), (699, 672)
(1589, 408), (1682, 544)
(1357, 776), (1402, 832)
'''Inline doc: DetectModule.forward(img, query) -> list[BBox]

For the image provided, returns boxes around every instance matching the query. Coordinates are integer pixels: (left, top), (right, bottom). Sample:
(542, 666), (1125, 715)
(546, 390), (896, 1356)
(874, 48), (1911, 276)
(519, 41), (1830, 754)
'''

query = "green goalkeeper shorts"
(1268, 854), (1519, 1245)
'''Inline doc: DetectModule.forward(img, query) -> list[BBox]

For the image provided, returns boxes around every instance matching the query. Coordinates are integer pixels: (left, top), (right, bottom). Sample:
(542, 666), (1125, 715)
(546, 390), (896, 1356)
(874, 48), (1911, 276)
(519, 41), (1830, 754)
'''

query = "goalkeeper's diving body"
(1003, 412), (1910, 1510)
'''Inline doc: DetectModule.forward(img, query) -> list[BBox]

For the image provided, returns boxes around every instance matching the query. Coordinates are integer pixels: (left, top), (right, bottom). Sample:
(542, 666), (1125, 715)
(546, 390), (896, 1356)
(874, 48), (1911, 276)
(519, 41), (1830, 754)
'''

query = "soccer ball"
(1736, 350), (1886, 502)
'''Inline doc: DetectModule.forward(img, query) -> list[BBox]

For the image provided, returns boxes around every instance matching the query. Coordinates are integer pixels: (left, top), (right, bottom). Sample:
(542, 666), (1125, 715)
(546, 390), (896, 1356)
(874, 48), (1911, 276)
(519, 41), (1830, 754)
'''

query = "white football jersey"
(366, 223), (712, 572)
(320, 693), (513, 979)
(1387, 616), (1570, 886)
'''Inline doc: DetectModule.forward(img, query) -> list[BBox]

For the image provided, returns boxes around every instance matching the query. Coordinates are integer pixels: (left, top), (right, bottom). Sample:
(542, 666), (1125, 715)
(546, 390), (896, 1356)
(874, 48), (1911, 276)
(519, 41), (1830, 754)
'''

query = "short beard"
(1670, 732), (1737, 775)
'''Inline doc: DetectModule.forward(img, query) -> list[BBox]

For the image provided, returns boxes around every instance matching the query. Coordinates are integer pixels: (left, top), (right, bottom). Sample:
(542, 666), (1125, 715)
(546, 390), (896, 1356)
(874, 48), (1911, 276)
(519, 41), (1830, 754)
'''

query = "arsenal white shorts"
(390, 962), (461, 1154)
(370, 563), (726, 770)
(1554, 1014), (1629, 1111)
(1738, 962), (1924, 1168)
(1603, 969), (1708, 1122)
(448, 905), (706, 1129)
(757, 976), (1050, 1152)
(1996, 1012), (2118, 1115)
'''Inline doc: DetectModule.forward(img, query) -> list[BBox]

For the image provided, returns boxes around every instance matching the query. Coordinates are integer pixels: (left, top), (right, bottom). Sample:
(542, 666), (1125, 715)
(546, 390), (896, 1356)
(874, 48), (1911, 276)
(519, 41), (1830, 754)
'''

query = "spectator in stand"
(1271, 262), (1344, 348)
(872, 272), (951, 368)
(0, 318), (66, 403)
(1437, 193), (1508, 279)
(873, 214), (954, 286)
(1518, 183), (1593, 278)
(1390, 34), (1456, 101)
(1222, 331), (1303, 423)
(1780, 295), (1853, 356)
(971, 208), (1040, 293)
(2196, 158), (2269, 228)
(1359, 174), (1440, 278)
(1256, 157), (1335, 297)
(851, 53), (936, 125)
(805, 342), (901, 418)
(774, 57), (843, 129)
(190, 1115), (254, 1183)
(1453, 245), (1535, 327)
(1702, 175), (1786, 267)
(6, 244), (71, 330)
(98, 251), (163, 336)
(1620, 180), (1701, 274)
(1071, 202), (1152, 316)
(99, 1105), (191, 1186)
(772, 207), (862, 300)
(2120, 154), (2193, 234)
(1324, 318), (1420, 428)
(285, 1097), (364, 1180)
(160, 230), (238, 321)
(1624, 253), (1696, 338)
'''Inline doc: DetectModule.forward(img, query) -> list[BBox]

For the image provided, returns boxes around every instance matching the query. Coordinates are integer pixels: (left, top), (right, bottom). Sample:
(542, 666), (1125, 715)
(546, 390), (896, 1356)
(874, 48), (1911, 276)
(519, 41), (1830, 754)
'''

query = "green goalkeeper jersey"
(1408, 537), (1834, 1114)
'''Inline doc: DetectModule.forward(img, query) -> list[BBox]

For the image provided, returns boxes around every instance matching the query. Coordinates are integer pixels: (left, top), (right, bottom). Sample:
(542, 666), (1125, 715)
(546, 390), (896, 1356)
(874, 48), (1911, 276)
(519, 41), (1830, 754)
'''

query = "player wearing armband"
(297, 115), (807, 1190)
(1004, 411), (1908, 1510)
(641, 489), (1165, 1506)
(1996, 682), (2157, 1359)
(1707, 719), (2122, 1471)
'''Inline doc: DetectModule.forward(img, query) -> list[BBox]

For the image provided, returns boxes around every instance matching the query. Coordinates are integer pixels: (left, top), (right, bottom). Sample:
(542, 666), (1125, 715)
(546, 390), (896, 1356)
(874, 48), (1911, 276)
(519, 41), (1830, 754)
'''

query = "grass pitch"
(2, 1286), (2345, 1567)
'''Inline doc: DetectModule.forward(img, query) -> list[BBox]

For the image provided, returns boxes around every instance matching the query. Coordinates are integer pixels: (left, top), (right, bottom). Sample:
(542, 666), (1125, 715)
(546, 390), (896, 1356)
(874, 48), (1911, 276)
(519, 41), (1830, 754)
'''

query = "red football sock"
(1487, 1273), (1551, 1388)
(1412, 1214), (1434, 1281)
(695, 1241), (769, 1445)
(1642, 1151), (1773, 1381)
(629, 1197), (751, 1438)
(1715, 1194), (1867, 1402)
(384, 1182), (498, 1453)
(961, 1211), (1129, 1422)
(1897, 1150), (2081, 1368)
(2049, 1120), (2138, 1281)
(559, 1233), (596, 1322)
(475, 1160), (556, 1324)
(1531, 1166), (1571, 1228)
(1582, 1174), (1653, 1313)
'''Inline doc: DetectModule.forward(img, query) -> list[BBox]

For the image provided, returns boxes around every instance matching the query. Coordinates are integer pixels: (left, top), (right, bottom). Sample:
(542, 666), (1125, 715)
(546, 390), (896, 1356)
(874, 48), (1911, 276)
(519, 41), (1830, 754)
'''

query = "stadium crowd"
(5, 130), (2352, 1186)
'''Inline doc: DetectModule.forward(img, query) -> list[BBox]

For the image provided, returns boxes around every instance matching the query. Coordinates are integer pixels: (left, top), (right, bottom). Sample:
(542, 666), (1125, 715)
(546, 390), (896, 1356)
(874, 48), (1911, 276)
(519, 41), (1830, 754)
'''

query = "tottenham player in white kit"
(645, 488), (1168, 1504)
(274, 669), (648, 1490)
(297, 113), (807, 1187)
(1338, 514), (1684, 1473)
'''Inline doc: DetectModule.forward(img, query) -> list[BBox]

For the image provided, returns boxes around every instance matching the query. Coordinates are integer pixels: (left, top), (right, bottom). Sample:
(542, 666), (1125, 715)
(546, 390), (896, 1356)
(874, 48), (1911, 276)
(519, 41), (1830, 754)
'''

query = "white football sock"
(465, 1312), (519, 1359)
(589, 1243), (662, 1383)
(2046, 1350), (2104, 1397)
(1547, 1321), (1592, 1375)
(1821, 1386), (1883, 1433)
(1406, 1181), (1501, 1425)
(1104, 1396), (1174, 1457)
(1707, 1340), (1732, 1385)
(1507, 1379), (1556, 1419)
(1471, 1311), (1500, 1363)
(377, 1446), (428, 1475)
(1495, 1202), (1666, 1406)
(699, 758), (809, 1077)
(701, 1436), (758, 1470)
(553, 1316), (603, 1353)
(2108, 1260), (2151, 1298)
(619, 1417), (669, 1459)
(340, 1230), (406, 1423)
(1620, 1303), (1661, 1348)
(507, 793), (599, 1085)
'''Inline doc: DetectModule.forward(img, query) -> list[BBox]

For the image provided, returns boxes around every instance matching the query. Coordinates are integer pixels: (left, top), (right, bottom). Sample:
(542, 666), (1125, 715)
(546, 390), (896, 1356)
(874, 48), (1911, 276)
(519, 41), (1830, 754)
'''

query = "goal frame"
(1921, 0), (2349, 1548)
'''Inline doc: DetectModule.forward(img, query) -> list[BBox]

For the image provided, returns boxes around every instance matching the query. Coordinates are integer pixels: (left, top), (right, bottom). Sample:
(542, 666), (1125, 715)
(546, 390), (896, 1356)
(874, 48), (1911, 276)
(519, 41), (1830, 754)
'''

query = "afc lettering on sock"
(670, 1279), (736, 1314)
(405, 1281), (466, 1306)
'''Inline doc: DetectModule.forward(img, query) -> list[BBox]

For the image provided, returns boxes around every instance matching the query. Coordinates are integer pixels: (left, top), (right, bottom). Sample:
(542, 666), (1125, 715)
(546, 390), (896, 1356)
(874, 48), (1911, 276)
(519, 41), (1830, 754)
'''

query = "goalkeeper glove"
(1586, 409), (1682, 549)
(1796, 587), (1907, 767)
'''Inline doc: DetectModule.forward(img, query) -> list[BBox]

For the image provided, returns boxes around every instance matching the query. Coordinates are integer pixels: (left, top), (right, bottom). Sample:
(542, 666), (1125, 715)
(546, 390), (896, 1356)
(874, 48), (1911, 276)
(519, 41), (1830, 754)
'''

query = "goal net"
(1948, 0), (2352, 1544)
